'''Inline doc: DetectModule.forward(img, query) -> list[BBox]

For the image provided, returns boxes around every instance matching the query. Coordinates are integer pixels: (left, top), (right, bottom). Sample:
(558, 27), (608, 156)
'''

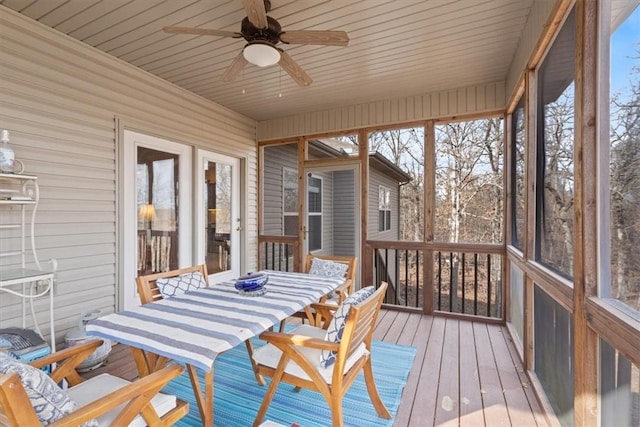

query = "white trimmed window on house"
(283, 167), (298, 236)
(308, 175), (323, 251)
(282, 168), (323, 251)
(379, 186), (391, 232)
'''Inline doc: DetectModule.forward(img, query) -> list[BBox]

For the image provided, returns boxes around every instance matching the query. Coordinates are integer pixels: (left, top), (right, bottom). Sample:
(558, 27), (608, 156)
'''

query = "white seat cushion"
(252, 324), (369, 384)
(67, 374), (177, 427)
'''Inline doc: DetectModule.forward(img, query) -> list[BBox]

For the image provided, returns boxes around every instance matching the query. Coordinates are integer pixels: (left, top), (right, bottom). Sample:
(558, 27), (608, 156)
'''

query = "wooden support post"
(573, 0), (599, 425)
(424, 120), (435, 315)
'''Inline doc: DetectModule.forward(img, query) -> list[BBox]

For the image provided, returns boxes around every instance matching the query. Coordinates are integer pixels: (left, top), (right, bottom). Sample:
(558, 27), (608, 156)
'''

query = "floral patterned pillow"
(320, 286), (375, 368)
(308, 258), (349, 278)
(156, 271), (207, 298)
(0, 353), (98, 426)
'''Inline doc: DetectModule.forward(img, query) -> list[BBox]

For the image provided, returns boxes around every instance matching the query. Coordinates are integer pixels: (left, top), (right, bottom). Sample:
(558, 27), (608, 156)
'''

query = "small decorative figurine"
(0, 130), (15, 173)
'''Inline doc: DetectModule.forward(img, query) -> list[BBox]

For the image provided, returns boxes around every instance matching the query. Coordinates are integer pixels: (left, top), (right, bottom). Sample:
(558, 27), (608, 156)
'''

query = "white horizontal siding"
(0, 6), (257, 345)
(257, 81), (506, 140)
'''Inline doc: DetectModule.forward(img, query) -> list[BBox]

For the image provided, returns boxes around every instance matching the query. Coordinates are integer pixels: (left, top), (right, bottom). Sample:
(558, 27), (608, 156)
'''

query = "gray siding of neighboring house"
(261, 145), (334, 256)
(318, 172), (334, 255)
(0, 7), (256, 345)
(332, 170), (356, 257)
(262, 144), (298, 236)
(368, 167), (401, 241)
(367, 166), (401, 290)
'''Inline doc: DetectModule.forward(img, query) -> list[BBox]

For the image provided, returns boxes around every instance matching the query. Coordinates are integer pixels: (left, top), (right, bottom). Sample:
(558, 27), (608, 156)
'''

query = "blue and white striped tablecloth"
(86, 270), (343, 371)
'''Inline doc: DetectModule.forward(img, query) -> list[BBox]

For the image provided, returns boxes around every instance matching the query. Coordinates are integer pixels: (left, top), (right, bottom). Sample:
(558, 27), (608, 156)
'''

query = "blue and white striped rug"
(163, 331), (416, 426)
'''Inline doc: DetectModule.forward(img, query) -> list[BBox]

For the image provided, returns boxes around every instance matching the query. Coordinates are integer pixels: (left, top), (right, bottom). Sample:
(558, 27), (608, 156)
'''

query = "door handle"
(236, 226), (243, 231)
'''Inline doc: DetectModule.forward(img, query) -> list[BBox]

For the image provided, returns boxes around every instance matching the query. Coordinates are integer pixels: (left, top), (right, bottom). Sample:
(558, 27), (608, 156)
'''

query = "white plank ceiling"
(1, 0), (536, 121)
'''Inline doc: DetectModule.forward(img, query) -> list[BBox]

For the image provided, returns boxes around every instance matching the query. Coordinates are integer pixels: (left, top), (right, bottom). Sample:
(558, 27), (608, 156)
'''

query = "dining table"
(86, 270), (345, 427)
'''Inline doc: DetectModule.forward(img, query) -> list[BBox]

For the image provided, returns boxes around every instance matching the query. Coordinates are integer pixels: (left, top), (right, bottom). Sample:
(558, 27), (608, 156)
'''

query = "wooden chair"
(0, 340), (188, 426)
(252, 282), (391, 427)
(304, 254), (357, 305)
(280, 254), (357, 332)
(135, 264), (265, 385)
(136, 264), (210, 305)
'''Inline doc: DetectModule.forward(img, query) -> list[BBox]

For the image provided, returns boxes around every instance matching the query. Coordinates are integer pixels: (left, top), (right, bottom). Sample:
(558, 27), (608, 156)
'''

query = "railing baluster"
(388, 249), (397, 305)
(461, 253), (466, 314)
(437, 251), (442, 310)
(449, 252), (453, 313)
(415, 250), (420, 308)
(271, 243), (275, 270)
(377, 250), (381, 284)
(487, 254), (492, 317)
(404, 249), (409, 307)
(285, 244), (289, 271)
(474, 253), (479, 315)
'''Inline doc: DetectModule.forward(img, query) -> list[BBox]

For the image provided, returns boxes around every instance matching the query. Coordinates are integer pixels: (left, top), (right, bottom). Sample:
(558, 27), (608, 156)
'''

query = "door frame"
(121, 130), (193, 310)
(302, 162), (361, 283)
(195, 149), (241, 283)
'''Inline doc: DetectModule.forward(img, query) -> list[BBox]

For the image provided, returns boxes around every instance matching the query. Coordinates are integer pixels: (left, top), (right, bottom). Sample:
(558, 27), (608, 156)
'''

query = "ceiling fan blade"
(241, 0), (268, 28)
(163, 26), (242, 38)
(278, 50), (312, 87)
(222, 52), (249, 82)
(279, 30), (349, 46)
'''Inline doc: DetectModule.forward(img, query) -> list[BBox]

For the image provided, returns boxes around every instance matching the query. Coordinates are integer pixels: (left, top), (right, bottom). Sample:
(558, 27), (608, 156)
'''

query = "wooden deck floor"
(83, 309), (549, 426)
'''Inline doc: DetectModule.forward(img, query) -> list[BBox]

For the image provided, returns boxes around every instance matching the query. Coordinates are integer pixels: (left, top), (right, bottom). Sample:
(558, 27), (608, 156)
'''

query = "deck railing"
(258, 235), (300, 272)
(366, 241), (504, 319)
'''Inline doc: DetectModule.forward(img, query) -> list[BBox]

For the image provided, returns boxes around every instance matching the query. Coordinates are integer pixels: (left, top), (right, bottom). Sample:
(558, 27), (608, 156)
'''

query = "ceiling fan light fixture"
(243, 41), (280, 67)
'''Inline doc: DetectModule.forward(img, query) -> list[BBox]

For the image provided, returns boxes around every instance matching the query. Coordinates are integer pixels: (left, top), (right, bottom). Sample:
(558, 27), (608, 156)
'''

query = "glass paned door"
(136, 147), (179, 275)
(123, 130), (192, 310)
(196, 150), (240, 282)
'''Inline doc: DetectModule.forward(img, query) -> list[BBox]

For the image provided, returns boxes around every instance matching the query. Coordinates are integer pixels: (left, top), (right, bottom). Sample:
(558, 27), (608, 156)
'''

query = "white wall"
(257, 81), (506, 140)
(0, 6), (257, 344)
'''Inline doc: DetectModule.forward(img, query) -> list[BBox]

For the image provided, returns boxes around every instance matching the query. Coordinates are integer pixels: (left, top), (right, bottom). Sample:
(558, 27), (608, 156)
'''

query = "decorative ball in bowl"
(234, 272), (268, 296)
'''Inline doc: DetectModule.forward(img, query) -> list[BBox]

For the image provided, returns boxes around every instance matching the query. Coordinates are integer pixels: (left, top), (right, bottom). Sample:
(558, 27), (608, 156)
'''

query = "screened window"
(379, 186), (391, 232)
(368, 127), (424, 241)
(607, 4), (640, 311)
(283, 167), (298, 236)
(308, 176), (322, 251)
(536, 8), (575, 277)
(511, 95), (526, 250)
(434, 118), (504, 243)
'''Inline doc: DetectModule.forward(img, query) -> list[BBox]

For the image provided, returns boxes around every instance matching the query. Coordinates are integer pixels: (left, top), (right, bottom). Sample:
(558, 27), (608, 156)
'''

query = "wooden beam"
(257, 145), (264, 266)
(359, 128), (369, 288)
(573, 0), (599, 424)
(366, 240), (504, 255)
(297, 136), (306, 270)
(586, 298), (640, 368)
(503, 112), (511, 322)
(424, 120), (435, 315)
(506, 76), (526, 114)
(528, 0), (575, 70)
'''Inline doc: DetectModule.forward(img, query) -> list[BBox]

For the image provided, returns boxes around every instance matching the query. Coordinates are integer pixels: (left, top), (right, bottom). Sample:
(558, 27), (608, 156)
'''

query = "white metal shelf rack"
(0, 172), (56, 351)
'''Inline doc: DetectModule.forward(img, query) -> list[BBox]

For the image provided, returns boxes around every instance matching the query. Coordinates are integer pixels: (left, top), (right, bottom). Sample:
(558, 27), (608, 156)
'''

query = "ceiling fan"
(163, 0), (349, 87)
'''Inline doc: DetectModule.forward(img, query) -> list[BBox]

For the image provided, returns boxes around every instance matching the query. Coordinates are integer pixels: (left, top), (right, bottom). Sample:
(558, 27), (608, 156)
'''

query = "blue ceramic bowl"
(234, 272), (269, 292)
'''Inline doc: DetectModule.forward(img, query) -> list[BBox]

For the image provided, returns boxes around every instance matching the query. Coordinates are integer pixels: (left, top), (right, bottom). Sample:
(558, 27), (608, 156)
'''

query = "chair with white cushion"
(304, 254), (357, 305)
(280, 254), (357, 332)
(252, 282), (390, 427)
(0, 340), (188, 426)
